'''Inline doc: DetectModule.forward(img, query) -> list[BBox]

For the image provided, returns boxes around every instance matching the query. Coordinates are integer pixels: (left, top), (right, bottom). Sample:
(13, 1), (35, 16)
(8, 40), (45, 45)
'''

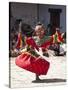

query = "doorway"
(48, 9), (62, 35)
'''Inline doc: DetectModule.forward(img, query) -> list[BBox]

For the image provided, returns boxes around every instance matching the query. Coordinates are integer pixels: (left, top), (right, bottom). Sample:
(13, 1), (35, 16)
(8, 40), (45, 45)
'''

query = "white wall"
(11, 2), (66, 32)
(11, 2), (37, 27)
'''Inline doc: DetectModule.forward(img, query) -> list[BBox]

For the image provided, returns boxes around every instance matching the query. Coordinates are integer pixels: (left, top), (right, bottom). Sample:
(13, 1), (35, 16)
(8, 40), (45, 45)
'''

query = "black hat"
(21, 23), (34, 37)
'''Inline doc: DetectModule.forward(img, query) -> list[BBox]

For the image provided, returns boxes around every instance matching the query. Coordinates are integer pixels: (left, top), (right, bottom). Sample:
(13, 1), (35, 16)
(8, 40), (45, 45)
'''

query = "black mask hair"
(21, 23), (34, 37)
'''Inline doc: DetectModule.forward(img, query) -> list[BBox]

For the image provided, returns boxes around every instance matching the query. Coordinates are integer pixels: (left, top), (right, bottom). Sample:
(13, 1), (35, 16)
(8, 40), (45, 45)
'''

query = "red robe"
(15, 37), (50, 75)
(16, 33), (22, 49)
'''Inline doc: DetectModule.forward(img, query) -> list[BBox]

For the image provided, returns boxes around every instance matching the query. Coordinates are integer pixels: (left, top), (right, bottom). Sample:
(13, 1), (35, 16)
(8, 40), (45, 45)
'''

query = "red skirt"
(15, 52), (50, 75)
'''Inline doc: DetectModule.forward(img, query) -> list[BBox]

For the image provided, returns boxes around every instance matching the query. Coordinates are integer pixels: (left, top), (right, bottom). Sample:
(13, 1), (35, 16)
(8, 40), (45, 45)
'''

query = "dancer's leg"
(36, 74), (41, 81)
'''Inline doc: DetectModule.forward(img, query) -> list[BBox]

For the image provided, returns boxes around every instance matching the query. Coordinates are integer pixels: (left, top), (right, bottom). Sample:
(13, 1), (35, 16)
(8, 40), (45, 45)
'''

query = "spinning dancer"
(15, 23), (50, 81)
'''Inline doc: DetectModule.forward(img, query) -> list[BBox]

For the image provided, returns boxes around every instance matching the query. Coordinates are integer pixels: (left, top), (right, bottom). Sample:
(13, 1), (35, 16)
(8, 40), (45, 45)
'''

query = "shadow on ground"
(5, 84), (9, 87)
(32, 78), (66, 83)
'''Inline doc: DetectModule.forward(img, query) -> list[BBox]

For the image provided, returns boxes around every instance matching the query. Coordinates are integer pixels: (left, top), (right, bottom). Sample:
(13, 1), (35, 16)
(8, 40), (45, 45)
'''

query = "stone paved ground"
(10, 55), (66, 88)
